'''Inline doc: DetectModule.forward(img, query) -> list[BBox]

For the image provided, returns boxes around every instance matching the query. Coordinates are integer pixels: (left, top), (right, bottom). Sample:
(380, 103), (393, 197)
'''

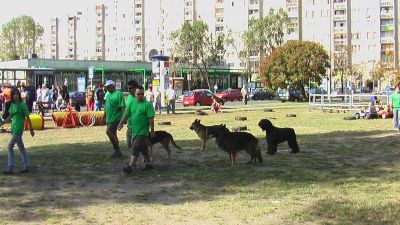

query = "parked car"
(249, 88), (274, 100)
(69, 92), (86, 106)
(288, 89), (307, 102)
(278, 89), (307, 102)
(308, 88), (327, 95)
(215, 88), (242, 102)
(182, 89), (224, 107)
(278, 89), (289, 102)
(360, 87), (373, 93)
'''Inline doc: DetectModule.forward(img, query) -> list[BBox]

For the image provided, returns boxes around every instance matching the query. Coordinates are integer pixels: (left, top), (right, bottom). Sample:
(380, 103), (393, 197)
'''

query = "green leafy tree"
(170, 20), (225, 89)
(226, 8), (289, 85)
(243, 8), (289, 64)
(260, 41), (330, 91)
(0, 15), (44, 61)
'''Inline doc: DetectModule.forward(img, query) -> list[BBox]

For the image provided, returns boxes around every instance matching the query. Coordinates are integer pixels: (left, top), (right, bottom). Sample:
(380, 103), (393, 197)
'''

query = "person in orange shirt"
(1, 84), (12, 120)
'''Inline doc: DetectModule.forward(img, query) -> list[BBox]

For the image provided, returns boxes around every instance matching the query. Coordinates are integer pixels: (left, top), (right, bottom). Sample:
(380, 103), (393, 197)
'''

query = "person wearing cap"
(104, 80), (126, 157)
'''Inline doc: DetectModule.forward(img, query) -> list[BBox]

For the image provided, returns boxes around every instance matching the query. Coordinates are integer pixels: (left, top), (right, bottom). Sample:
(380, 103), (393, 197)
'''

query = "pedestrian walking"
(0, 87), (34, 174)
(390, 85), (400, 130)
(103, 80), (126, 157)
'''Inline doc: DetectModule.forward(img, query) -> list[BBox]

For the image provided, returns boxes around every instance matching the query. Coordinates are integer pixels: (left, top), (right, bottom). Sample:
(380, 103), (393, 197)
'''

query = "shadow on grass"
(1, 129), (400, 223)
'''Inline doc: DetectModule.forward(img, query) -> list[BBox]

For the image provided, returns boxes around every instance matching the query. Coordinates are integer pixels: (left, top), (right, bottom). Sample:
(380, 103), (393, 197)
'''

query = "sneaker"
(394, 128), (399, 131)
(123, 165), (133, 173)
(142, 164), (154, 171)
(3, 170), (13, 175)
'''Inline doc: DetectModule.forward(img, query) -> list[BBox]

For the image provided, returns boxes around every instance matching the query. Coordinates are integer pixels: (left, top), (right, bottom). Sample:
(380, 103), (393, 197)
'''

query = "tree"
(371, 62), (388, 90)
(0, 15), (44, 61)
(243, 8), (289, 65)
(259, 41), (330, 91)
(226, 8), (289, 86)
(170, 20), (225, 89)
(333, 45), (352, 93)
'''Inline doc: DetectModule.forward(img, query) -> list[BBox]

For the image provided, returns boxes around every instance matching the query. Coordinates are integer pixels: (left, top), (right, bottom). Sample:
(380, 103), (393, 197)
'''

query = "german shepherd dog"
(210, 125), (263, 167)
(258, 119), (299, 155)
(148, 131), (182, 161)
(189, 119), (222, 151)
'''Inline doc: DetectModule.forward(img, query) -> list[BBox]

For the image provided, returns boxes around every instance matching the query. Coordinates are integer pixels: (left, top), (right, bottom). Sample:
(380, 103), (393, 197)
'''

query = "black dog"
(258, 119), (299, 155)
(210, 125), (262, 167)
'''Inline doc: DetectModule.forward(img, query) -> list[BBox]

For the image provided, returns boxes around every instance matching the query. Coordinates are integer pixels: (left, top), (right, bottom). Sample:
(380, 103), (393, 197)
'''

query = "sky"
(0, 0), (101, 27)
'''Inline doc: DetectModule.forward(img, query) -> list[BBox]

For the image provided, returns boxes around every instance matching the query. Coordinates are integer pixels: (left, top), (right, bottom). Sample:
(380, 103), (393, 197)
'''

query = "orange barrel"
(52, 112), (69, 127)
(75, 111), (106, 126)
(52, 111), (105, 127)
(24, 115), (44, 130)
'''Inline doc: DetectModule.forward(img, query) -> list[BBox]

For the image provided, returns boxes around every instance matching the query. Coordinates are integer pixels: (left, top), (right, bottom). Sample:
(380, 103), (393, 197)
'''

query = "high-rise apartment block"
(47, 0), (400, 85)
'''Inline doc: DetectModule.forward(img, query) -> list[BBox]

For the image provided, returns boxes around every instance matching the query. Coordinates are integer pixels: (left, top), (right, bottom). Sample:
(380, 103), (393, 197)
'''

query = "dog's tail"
(170, 136), (182, 150)
(256, 145), (263, 163)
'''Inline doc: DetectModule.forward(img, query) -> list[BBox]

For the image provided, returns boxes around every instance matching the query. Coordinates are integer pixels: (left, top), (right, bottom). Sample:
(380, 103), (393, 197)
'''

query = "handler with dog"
(118, 85), (155, 172)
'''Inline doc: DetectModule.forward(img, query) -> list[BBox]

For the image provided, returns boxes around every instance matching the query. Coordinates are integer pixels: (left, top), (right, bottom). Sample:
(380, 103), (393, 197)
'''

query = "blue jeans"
(394, 109), (399, 129)
(7, 134), (30, 171)
(95, 100), (103, 111)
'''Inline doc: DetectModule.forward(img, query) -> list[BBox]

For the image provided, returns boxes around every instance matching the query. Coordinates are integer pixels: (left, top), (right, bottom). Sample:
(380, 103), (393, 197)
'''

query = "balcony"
(286, 0), (298, 7)
(380, 1), (393, 7)
(334, 27), (347, 33)
(333, 14), (347, 21)
(381, 25), (394, 31)
(380, 13), (394, 19)
(381, 37), (394, 43)
(249, 3), (259, 10)
(288, 11), (298, 18)
(288, 23), (298, 29)
(334, 3), (346, 10)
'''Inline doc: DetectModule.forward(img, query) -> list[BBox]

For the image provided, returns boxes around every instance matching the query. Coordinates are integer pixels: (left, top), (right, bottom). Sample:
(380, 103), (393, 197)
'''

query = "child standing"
(0, 88), (35, 174)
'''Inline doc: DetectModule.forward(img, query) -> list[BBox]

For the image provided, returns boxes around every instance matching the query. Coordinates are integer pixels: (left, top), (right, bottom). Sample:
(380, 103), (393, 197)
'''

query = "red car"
(182, 89), (224, 106)
(215, 88), (242, 102)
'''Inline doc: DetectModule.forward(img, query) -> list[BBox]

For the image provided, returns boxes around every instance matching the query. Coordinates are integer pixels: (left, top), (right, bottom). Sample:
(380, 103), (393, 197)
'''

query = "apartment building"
(95, 4), (106, 60)
(46, 0), (400, 87)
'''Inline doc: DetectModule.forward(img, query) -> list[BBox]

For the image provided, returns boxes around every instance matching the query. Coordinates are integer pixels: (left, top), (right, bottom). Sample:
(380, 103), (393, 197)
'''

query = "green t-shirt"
(125, 94), (136, 129)
(125, 99), (155, 138)
(105, 91), (126, 124)
(390, 92), (400, 110)
(8, 102), (29, 135)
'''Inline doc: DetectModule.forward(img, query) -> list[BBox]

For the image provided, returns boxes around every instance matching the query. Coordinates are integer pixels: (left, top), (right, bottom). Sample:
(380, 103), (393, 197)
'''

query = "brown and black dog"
(148, 131), (182, 161)
(258, 119), (299, 155)
(189, 119), (222, 151)
(210, 124), (263, 167)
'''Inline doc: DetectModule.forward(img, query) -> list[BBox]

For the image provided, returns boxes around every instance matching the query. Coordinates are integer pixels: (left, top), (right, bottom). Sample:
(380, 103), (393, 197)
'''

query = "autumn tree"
(170, 20), (225, 89)
(0, 16), (44, 61)
(260, 40), (330, 91)
(225, 8), (289, 85)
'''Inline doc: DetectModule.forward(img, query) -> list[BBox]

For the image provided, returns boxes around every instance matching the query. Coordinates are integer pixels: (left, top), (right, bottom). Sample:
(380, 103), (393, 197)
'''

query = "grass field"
(1, 105), (400, 225)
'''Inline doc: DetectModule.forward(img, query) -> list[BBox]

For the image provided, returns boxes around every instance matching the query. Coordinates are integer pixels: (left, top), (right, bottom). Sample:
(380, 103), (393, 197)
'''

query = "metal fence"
(308, 93), (390, 111)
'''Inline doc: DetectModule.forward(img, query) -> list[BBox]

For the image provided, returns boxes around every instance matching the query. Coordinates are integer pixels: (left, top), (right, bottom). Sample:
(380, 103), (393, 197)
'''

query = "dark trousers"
(167, 99), (175, 114)
(2, 101), (11, 120)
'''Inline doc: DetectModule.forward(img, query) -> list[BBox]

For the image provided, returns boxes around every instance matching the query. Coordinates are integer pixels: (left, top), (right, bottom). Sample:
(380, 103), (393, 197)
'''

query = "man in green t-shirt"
(104, 80), (126, 157)
(124, 80), (138, 149)
(118, 85), (155, 172)
(390, 85), (400, 130)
